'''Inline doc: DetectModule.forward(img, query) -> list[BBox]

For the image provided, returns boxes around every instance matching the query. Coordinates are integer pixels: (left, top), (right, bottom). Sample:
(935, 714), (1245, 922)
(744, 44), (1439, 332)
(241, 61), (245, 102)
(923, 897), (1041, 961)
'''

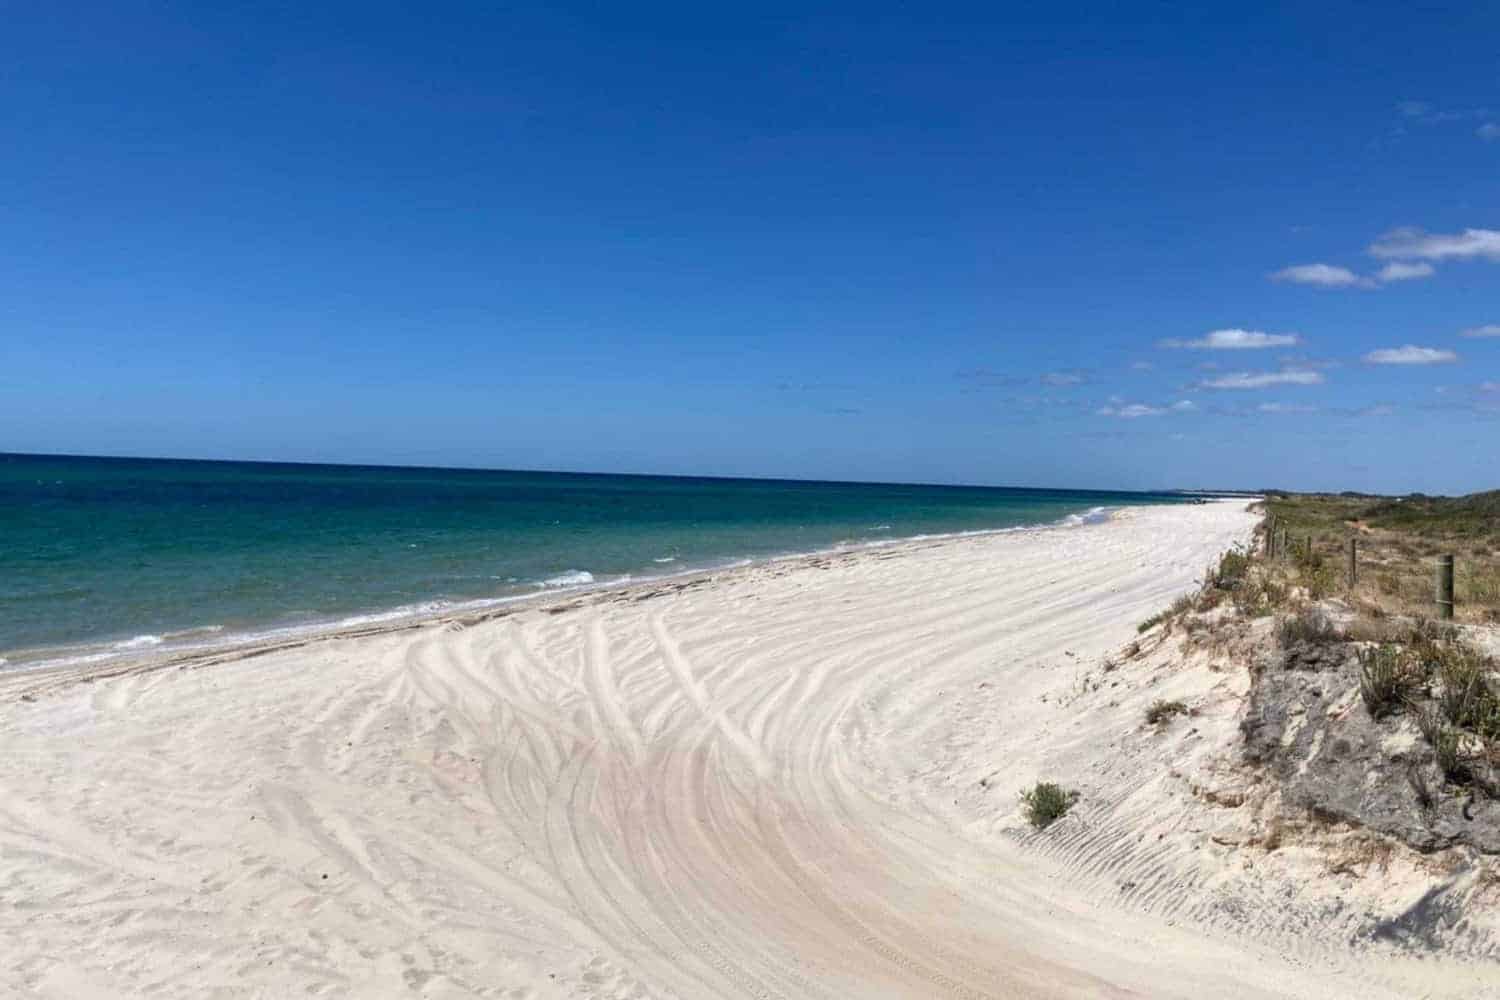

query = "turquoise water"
(1, 453), (1186, 666)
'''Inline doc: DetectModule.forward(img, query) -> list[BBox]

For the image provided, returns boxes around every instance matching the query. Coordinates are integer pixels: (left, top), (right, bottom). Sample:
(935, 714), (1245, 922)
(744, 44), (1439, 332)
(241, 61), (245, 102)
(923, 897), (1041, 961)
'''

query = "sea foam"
(540, 570), (595, 588)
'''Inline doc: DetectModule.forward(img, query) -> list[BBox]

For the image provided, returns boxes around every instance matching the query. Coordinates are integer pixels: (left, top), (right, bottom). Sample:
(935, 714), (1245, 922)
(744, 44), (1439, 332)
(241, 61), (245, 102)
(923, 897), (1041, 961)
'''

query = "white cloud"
(1480, 123), (1500, 141)
(1096, 399), (1195, 419)
(1460, 324), (1500, 339)
(1039, 372), (1085, 386)
(1375, 261), (1435, 282)
(1269, 263), (1372, 288)
(1097, 403), (1161, 418)
(1362, 345), (1459, 365)
(1159, 328), (1300, 350)
(1368, 227), (1500, 262)
(1201, 369), (1325, 389)
(1257, 402), (1318, 414)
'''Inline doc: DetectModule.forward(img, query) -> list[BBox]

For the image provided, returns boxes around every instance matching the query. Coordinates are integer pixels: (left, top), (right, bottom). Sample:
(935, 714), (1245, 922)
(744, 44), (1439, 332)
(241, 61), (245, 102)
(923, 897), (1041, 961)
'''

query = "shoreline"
(1, 501), (1128, 689)
(7, 497), (1494, 997)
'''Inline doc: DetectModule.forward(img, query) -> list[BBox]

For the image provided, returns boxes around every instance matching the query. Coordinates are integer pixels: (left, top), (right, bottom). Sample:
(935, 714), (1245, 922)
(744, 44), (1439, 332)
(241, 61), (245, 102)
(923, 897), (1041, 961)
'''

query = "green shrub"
(1233, 575), (1290, 618)
(1277, 607), (1342, 646)
(1436, 645), (1497, 730)
(1415, 704), (1446, 746)
(1136, 592), (1194, 634)
(1215, 547), (1250, 588)
(1020, 782), (1076, 830)
(1432, 726), (1467, 783)
(1302, 560), (1339, 600)
(1359, 645), (1411, 719)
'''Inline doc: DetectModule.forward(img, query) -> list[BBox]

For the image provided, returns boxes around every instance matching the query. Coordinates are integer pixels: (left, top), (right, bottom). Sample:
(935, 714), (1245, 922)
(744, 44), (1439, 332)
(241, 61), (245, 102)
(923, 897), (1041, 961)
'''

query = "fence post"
(1348, 538), (1357, 589)
(1436, 554), (1455, 620)
(1266, 515), (1276, 558)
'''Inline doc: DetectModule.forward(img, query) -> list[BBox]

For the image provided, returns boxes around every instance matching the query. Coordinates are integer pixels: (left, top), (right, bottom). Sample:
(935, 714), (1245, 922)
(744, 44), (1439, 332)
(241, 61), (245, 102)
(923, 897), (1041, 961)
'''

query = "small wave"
(1058, 506), (1111, 527)
(653, 556), (677, 564)
(868, 524), (893, 531)
(113, 634), (164, 650)
(331, 601), (453, 629)
(540, 570), (594, 588)
(161, 624), (225, 641)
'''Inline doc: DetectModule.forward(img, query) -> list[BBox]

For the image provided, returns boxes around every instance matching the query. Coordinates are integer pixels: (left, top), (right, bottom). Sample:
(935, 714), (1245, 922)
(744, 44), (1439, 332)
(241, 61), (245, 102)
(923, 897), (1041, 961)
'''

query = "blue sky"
(2, 2), (1497, 493)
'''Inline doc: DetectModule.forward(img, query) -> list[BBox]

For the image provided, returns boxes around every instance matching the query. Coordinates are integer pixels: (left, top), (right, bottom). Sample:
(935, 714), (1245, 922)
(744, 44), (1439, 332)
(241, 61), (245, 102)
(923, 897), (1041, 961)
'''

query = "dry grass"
(1264, 493), (1500, 624)
(1145, 698), (1188, 725)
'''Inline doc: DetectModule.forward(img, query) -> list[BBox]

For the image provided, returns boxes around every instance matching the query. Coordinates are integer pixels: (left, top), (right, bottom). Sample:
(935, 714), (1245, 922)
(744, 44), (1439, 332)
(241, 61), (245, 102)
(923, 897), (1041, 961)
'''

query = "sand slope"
(3, 502), (1493, 998)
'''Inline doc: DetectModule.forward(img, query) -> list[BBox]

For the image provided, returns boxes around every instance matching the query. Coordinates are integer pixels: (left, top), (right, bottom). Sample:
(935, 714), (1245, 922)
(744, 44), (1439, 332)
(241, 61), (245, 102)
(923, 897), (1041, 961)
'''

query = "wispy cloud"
(1396, 101), (1491, 124)
(1257, 402), (1319, 414)
(1375, 261), (1435, 282)
(1128, 360), (1154, 371)
(1039, 371), (1086, 386)
(1362, 345), (1459, 365)
(1368, 227), (1500, 262)
(1460, 324), (1500, 339)
(1096, 399), (1195, 419)
(954, 368), (1028, 389)
(1200, 369), (1325, 390)
(1159, 328), (1300, 350)
(1394, 101), (1496, 142)
(1269, 264), (1372, 289)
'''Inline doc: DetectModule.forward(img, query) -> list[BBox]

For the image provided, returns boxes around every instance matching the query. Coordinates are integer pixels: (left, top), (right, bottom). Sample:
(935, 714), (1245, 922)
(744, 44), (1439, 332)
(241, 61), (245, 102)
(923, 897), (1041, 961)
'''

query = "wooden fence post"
(1436, 554), (1455, 620)
(1348, 538), (1357, 589)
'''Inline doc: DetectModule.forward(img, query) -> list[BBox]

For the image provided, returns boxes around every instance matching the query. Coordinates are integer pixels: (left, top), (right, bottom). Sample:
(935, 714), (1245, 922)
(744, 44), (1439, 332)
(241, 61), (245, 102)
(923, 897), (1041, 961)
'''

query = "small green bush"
(1359, 645), (1411, 719)
(1145, 699), (1188, 725)
(1137, 611), (1166, 634)
(1136, 593), (1194, 634)
(1277, 607), (1342, 646)
(1432, 726), (1467, 783)
(1234, 575), (1290, 617)
(1415, 704), (1446, 746)
(1436, 645), (1497, 731)
(1020, 782), (1076, 830)
(1215, 547), (1250, 588)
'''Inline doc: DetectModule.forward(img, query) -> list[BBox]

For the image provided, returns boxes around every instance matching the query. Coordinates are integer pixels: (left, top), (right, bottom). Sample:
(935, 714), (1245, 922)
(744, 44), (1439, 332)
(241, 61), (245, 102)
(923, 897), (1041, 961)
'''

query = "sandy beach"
(3, 501), (1493, 998)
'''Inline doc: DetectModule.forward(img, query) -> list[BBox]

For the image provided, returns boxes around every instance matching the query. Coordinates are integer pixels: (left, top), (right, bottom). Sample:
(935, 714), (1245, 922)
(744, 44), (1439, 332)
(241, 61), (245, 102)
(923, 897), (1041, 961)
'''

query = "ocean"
(1, 453), (1188, 668)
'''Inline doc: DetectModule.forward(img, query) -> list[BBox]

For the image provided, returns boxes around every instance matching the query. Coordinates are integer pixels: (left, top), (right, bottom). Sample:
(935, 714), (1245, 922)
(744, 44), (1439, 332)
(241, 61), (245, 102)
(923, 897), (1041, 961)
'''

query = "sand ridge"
(3, 501), (1493, 997)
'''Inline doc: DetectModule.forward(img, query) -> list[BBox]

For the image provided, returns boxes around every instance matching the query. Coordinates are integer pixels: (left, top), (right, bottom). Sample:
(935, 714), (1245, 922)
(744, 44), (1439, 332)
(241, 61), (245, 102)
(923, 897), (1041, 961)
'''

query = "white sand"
(3, 501), (1494, 998)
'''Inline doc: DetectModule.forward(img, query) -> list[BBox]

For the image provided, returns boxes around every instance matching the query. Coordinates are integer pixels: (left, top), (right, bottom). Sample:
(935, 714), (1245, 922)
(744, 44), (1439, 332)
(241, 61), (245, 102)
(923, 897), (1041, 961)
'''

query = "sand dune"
(3, 502), (1492, 998)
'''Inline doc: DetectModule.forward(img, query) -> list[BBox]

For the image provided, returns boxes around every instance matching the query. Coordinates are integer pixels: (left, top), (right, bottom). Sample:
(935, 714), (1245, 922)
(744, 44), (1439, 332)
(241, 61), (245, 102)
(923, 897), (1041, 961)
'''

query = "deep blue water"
(0, 453), (1186, 666)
